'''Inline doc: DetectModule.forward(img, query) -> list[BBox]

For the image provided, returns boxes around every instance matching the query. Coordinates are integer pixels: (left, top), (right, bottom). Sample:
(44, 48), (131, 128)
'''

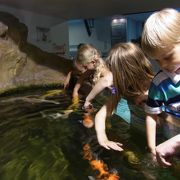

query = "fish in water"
(1, 96), (60, 105)
(67, 96), (79, 110)
(83, 113), (94, 128)
(83, 143), (120, 180)
(41, 89), (65, 98)
(122, 151), (141, 169)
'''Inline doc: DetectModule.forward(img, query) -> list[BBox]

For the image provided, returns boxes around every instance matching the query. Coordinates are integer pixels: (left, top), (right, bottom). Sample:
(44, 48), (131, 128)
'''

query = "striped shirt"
(145, 70), (180, 118)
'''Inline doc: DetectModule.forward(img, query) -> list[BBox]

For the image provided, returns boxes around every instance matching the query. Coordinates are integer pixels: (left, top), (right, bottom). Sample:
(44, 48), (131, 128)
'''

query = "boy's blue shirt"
(145, 70), (180, 118)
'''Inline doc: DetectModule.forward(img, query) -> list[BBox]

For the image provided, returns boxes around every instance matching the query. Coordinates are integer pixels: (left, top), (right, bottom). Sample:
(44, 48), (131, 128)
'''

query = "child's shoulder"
(152, 70), (169, 86)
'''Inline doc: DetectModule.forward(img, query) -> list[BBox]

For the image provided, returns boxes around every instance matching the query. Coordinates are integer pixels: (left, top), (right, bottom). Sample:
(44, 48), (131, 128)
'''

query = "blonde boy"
(141, 8), (180, 157)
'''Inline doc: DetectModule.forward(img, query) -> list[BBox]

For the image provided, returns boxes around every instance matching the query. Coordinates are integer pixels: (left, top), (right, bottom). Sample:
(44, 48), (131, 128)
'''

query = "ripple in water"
(0, 87), (179, 180)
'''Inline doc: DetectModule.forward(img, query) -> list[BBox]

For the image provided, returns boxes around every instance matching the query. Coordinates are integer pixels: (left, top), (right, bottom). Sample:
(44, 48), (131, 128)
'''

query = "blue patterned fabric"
(145, 70), (180, 118)
(115, 98), (131, 123)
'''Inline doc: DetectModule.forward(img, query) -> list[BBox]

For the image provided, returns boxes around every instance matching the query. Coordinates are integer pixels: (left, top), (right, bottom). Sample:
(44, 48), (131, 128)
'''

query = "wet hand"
(155, 135), (180, 167)
(84, 101), (93, 109)
(155, 143), (174, 167)
(156, 151), (172, 167)
(150, 152), (157, 163)
(147, 148), (157, 163)
(99, 140), (124, 151)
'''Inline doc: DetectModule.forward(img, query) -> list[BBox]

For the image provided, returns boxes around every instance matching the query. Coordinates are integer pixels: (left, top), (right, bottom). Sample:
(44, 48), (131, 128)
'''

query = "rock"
(0, 12), (73, 92)
(0, 22), (8, 37)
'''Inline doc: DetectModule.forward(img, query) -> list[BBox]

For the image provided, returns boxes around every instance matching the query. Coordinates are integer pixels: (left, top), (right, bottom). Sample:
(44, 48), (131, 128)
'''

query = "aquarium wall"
(68, 18), (111, 58)
(0, 4), (64, 52)
(1, 3), (179, 61)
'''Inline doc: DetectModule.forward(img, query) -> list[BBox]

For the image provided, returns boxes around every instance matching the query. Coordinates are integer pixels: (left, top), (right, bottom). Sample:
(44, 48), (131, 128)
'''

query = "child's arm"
(64, 71), (72, 89)
(72, 70), (92, 98)
(146, 114), (158, 155)
(95, 102), (123, 151)
(72, 74), (84, 98)
(84, 72), (113, 108)
(156, 134), (180, 166)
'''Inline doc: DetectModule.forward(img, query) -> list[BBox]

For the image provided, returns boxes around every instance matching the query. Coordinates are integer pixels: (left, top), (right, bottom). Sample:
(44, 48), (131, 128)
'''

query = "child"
(72, 44), (111, 100)
(63, 43), (85, 89)
(63, 64), (81, 90)
(95, 42), (154, 151)
(141, 8), (180, 158)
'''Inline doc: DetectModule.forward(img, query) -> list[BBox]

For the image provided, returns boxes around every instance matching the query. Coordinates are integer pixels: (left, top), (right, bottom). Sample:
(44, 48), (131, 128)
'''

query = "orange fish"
(82, 144), (120, 180)
(83, 144), (93, 161)
(83, 113), (94, 128)
(90, 160), (108, 178)
(107, 173), (120, 180)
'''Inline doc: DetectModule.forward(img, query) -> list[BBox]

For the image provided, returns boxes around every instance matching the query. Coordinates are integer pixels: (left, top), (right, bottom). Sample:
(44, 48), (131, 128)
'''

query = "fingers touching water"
(100, 140), (124, 151)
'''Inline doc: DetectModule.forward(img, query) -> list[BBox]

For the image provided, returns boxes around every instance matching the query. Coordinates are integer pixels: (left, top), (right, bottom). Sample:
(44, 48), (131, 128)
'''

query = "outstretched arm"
(84, 72), (113, 108)
(72, 74), (84, 98)
(146, 114), (158, 156)
(64, 71), (72, 89)
(72, 70), (93, 98)
(156, 134), (180, 167)
(95, 101), (123, 151)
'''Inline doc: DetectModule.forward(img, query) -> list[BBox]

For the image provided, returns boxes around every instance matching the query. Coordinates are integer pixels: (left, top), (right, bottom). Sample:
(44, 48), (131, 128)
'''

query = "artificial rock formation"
(0, 12), (73, 92)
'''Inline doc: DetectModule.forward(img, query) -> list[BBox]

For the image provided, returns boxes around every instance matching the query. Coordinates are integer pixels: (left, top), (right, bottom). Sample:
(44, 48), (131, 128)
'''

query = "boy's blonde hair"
(106, 42), (154, 116)
(76, 44), (106, 84)
(142, 8), (180, 59)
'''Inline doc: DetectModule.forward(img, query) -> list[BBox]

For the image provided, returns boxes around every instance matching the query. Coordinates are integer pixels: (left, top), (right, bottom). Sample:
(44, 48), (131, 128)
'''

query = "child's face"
(74, 60), (96, 73)
(74, 60), (86, 73)
(155, 43), (180, 74)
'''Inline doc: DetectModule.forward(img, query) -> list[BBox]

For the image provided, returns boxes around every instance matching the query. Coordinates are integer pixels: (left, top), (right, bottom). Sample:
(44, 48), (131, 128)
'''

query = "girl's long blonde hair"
(76, 44), (106, 84)
(106, 42), (154, 116)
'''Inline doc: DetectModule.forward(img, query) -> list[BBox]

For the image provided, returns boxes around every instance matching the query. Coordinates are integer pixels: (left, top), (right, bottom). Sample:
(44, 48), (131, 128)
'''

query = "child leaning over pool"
(63, 43), (85, 89)
(95, 42), (154, 151)
(141, 8), (180, 159)
(72, 44), (112, 100)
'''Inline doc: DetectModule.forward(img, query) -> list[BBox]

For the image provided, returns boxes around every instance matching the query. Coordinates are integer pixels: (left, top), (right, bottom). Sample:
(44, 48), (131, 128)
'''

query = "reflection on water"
(0, 87), (179, 180)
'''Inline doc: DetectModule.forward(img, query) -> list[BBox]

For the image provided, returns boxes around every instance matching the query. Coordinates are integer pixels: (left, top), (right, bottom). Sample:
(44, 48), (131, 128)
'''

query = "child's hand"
(84, 101), (93, 109)
(147, 147), (157, 162)
(99, 139), (124, 151)
(156, 149), (172, 167)
(155, 135), (180, 167)
(149, 151), (157, 163)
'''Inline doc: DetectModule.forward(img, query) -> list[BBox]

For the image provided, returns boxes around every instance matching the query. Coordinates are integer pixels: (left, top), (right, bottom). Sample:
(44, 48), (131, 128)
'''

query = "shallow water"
(0, 87), (179, 180)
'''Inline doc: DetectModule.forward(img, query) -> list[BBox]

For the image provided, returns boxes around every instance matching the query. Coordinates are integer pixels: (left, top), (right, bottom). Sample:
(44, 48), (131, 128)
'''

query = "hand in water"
(84, 101), (93, 109)
(99, 139), (124, 151)
(155, 135), (180, 167)
(156, 150), (172, 167)
(149, 152), (157, 163)
(147, 147), (157, 163)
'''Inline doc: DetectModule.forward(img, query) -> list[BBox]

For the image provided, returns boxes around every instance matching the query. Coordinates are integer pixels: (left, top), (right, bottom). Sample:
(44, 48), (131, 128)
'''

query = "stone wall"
(0, 12), (72, 92)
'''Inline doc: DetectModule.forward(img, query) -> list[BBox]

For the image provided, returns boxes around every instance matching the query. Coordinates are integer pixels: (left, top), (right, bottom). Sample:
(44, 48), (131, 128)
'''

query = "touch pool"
(0, 86), (179, 180)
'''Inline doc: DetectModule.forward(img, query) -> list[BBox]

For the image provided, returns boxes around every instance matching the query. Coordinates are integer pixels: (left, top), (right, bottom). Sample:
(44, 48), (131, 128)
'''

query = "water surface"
(0, 87), (179, 180)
